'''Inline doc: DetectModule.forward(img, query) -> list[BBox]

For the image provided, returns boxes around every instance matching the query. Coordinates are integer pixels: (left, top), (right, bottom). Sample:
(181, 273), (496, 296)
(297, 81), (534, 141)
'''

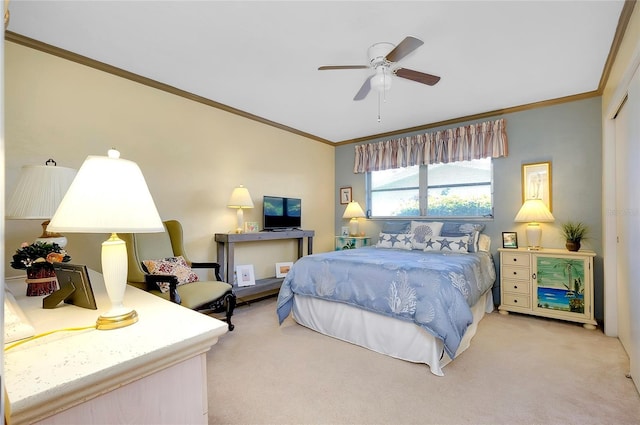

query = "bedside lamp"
(6, 159), (77, 247)
(227, 185), (254, 233)
(48, 149), (163, 330)
(343, 201), (366, 236)
(514, 199), (555, 250)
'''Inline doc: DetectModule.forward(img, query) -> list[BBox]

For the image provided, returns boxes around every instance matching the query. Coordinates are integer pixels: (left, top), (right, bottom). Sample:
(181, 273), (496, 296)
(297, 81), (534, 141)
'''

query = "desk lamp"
(6, 159), (77, 247)
(343, 201), (366, 236)
(47, 149), (163, 330)
(514, 198), (555, 250)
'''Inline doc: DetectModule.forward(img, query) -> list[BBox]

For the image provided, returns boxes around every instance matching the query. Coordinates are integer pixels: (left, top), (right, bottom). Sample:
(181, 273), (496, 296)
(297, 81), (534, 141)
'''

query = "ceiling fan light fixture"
(370, 66), (392, 92)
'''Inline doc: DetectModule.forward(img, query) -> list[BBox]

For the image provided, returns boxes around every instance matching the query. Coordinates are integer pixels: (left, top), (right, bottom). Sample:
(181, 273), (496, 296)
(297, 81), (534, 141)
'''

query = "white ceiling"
(6, 1), (627, 144)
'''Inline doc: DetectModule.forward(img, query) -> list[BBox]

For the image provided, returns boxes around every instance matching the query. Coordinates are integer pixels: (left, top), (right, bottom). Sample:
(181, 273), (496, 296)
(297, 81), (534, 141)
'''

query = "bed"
(276, 221), (496, 376)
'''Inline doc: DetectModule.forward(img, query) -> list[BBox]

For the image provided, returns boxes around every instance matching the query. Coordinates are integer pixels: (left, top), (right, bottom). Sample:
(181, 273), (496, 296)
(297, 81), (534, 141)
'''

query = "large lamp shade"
(48, 149), (163, 330)
(6, 161), (77, 246)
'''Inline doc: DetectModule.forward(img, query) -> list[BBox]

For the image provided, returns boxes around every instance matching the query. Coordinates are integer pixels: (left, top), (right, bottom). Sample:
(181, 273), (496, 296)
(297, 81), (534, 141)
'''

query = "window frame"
(365, 159), (494, 220)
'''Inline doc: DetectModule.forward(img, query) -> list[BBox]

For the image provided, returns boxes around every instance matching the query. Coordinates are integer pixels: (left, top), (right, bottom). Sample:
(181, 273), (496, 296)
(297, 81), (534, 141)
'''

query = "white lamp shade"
(47, 150), (162, 330)
(227, 185), (254, 209)
(342, 201), (366, 219)
(343, 201), (366, 237)
(6, 164), (77, 219)
(514, 199), (555, 223)
(47, 150), (163, 233)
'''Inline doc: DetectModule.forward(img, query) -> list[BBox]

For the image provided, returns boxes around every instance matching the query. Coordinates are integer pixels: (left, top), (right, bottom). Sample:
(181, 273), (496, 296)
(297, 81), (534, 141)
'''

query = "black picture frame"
(44, 263), (98, 310)
(502, 232), (518, 249)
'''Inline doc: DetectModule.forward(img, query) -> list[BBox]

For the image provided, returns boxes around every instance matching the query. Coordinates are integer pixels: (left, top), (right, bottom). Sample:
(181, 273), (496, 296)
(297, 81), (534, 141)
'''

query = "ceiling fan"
(318, 36), (441, 101)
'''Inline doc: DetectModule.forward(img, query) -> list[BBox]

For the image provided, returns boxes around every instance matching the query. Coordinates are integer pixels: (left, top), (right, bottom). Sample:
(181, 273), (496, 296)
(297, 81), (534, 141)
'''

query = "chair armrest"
(191, 262), (223, 281)
(144, 274), (182, 304)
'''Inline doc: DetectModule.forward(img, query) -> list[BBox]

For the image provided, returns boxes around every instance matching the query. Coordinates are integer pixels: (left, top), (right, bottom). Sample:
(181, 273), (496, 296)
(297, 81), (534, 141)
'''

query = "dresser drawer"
(501, 293), (531, 309)
(502, 265), (530, 281)
(502, 279), (529, 294)
(501, 252), (530, 267)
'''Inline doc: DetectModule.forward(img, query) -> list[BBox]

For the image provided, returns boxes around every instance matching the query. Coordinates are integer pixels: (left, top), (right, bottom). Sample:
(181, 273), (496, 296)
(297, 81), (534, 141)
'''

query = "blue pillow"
(440, 222), (485, 253)
(381, 221), (410, 234)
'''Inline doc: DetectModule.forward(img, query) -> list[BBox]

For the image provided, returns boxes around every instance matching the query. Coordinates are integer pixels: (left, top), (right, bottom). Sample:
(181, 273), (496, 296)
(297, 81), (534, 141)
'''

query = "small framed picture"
(235, 264), (256, 287)
(341, 226), (350, 237)
(275, 262), (293, 278)
(244, 221), (259, 233)
(340, 187), (352, 205)
(48, 263), (98, 310)
(502, 232), (518, 249)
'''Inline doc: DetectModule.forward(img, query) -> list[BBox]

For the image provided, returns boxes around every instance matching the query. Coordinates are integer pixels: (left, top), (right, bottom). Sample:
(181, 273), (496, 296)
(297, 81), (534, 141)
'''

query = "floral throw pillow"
(422, 235), (470, 253)
(376, 233), (413, 250)
(410, 221), (444, 249)
(141, 255), (199, 293)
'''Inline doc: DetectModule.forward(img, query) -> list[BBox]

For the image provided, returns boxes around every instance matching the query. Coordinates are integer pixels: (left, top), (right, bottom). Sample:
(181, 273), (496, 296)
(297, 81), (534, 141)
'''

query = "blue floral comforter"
(277, 247), (496, 358)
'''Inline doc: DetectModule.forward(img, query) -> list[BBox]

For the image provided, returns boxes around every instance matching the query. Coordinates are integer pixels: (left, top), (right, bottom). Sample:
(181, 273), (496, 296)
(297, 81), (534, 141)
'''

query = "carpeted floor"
(207, 297), (640, 425)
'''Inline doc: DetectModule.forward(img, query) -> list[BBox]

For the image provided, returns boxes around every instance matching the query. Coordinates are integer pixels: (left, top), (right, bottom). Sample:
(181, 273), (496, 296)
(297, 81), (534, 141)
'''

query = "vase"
(565, 240), (581, 252)
(25, 267), (59, 296)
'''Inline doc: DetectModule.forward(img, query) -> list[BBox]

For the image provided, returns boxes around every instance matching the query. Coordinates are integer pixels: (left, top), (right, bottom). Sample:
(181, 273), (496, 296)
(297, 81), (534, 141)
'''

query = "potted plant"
(11, 241), (71, 296)
(560, 221), (589, 252)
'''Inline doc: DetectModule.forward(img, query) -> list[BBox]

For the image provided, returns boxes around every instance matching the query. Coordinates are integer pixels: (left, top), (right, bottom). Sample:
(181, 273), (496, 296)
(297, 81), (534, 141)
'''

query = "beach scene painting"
(535, 256), (586, 314)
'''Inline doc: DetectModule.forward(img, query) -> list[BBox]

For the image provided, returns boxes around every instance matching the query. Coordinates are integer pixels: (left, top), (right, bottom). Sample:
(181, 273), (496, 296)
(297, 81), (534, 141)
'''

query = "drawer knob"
(513, 271), (517, 275)
(513, 258), (517, 262)
(514, 285), (518, 289)
(514, 299), (518, 303)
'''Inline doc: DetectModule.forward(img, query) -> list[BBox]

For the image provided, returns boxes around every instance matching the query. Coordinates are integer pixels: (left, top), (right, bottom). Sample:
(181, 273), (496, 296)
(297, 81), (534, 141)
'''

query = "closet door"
(628, 67), (640, 385)
(616, 66), (640, 386)
(615, 98), (630, 353)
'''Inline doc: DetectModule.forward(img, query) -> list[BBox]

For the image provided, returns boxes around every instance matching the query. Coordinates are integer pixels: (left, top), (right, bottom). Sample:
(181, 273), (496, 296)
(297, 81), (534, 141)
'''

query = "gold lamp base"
(96, 310), (139, 330)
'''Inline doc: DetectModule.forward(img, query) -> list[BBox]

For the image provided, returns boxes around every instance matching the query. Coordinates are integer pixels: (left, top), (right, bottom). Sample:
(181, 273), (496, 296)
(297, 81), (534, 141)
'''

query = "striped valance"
(353, 118), (508, 173)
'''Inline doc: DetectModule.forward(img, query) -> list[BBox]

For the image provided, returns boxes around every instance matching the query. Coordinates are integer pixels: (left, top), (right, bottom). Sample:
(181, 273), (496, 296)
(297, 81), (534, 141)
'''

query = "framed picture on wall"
(522, 161), (552, 211)
(340, 187), (352, 204)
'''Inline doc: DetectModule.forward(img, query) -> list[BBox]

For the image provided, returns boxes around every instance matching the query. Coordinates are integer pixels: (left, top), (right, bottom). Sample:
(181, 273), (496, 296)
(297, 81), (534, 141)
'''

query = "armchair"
(123, 220), (236, 330)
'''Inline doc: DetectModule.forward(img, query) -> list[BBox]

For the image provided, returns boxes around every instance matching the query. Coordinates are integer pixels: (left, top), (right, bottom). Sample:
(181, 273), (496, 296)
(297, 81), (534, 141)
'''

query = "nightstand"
(335, 236), (371, 250)
(498, 247), (597, 329)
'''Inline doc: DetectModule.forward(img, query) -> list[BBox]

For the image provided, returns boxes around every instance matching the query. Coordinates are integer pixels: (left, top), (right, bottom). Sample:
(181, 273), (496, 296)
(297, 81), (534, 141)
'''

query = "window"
(367, 158), (493, 218)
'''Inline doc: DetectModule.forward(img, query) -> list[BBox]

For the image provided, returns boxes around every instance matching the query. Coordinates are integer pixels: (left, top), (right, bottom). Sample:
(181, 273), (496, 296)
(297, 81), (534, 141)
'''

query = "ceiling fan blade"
(318, 65), (369, 70)
(385, 36), (424, 63)
(353, 76), (373, 101)
(394, 68), (441, 86)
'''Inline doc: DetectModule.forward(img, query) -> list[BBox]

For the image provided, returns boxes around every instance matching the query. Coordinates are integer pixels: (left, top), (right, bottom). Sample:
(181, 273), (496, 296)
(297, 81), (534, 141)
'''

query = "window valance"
(353, 118), (508, 173)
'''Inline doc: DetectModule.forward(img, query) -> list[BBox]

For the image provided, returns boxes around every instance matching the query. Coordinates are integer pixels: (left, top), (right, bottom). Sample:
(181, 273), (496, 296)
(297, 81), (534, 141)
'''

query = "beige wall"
(4, 42), (335, 281)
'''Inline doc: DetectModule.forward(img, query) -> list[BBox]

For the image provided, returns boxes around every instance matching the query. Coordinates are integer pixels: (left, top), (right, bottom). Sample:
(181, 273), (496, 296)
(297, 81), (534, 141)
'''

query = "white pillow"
(478, 234), (491, 252)
(410, 221), (444, 249)
(423, 235), (470, 253)
(376, 233), (413, 250)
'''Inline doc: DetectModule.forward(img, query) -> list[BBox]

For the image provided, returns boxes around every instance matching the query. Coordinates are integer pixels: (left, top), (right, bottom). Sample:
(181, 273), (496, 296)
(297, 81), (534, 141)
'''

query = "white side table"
(335, 236), (371, 251)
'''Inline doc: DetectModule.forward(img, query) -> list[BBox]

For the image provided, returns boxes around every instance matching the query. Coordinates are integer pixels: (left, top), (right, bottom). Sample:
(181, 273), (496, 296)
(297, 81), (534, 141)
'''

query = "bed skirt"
(292, 290), (494, 376)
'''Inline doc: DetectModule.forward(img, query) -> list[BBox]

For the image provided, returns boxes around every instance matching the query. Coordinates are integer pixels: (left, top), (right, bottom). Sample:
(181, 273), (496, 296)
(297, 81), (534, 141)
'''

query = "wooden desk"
(4, 269), (228, 424)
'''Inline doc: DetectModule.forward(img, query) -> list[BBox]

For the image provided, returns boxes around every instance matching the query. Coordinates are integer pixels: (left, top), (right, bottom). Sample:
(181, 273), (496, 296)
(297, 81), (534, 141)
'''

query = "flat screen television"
(263, 196), (302, 230)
